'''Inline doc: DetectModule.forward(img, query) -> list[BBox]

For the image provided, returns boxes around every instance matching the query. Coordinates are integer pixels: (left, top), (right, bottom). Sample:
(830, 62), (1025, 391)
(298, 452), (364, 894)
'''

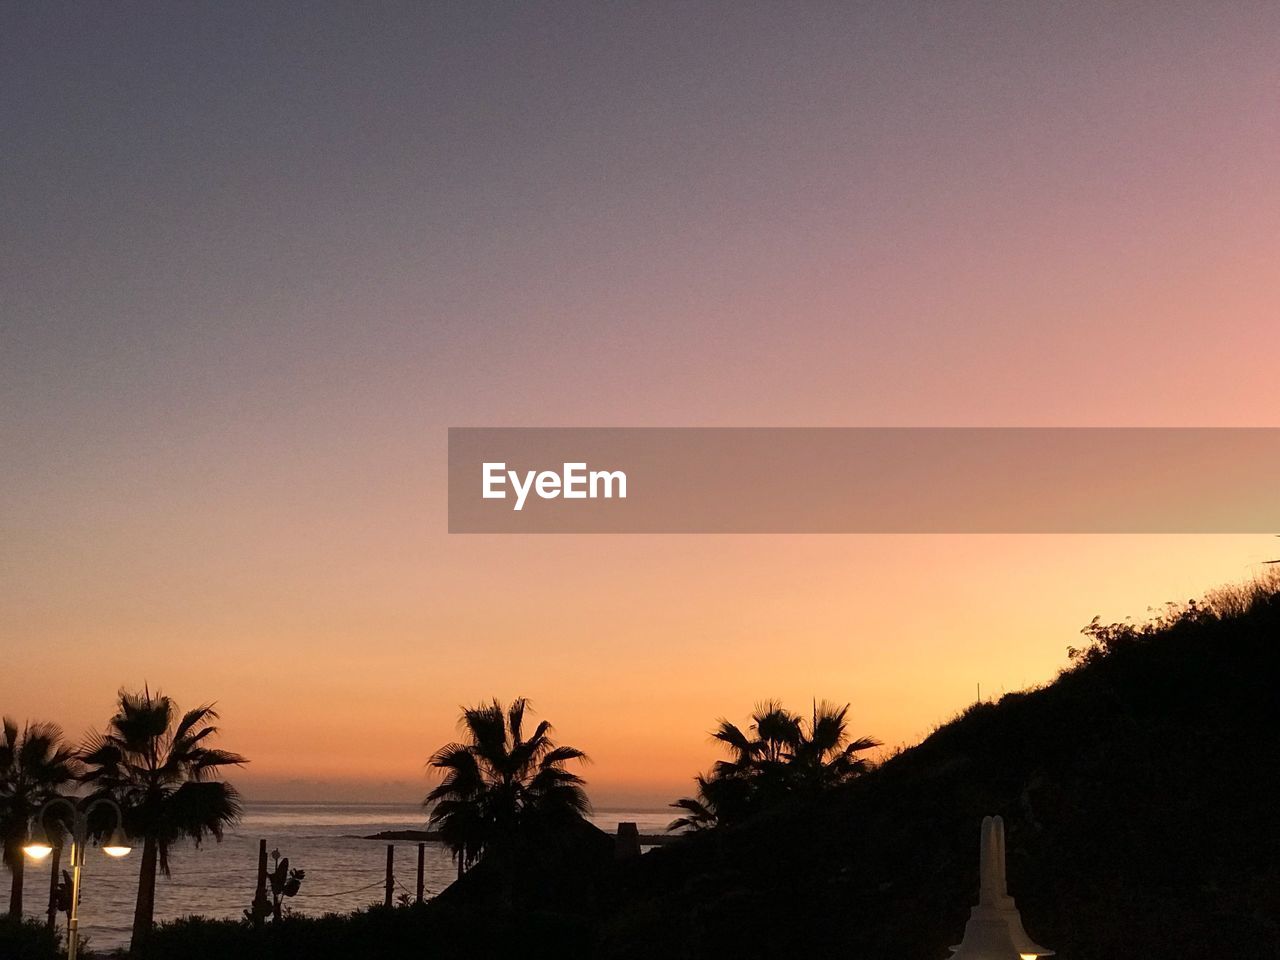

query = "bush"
(0, 916), (64, 960)
(127, 903), (596, 960)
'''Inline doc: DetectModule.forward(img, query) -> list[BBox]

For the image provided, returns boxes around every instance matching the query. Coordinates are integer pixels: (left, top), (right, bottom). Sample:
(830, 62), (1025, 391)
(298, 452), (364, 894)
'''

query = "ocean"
(18, 802), (675, 952)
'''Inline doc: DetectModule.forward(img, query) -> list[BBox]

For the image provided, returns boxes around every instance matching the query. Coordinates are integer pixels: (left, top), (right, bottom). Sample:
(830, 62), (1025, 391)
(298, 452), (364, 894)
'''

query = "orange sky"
(3, 533), (1276, 805)
(2, 4), (1279, 806)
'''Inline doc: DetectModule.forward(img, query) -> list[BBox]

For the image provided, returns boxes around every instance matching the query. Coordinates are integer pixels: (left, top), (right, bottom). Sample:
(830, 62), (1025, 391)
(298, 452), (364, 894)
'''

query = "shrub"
(0, 916), (65, 960)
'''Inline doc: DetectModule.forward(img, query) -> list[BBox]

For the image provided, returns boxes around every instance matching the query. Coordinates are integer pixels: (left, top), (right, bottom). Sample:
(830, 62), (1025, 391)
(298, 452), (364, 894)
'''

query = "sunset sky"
(2, 3), (1278, 806)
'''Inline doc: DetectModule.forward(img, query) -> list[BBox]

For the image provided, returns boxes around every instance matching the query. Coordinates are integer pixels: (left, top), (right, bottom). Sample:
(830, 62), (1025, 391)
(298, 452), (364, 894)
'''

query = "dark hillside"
(601, 577), (1280, 959)
(16, 578), (1274, 960)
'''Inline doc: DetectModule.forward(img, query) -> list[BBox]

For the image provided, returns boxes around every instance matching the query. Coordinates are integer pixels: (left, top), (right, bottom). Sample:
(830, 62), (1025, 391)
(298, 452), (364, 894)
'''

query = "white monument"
(949, 815), (1054, 960)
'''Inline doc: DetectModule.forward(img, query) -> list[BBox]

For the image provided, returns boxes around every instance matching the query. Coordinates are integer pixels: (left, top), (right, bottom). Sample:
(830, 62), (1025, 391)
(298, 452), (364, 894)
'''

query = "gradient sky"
(2, 2), (1278, 806)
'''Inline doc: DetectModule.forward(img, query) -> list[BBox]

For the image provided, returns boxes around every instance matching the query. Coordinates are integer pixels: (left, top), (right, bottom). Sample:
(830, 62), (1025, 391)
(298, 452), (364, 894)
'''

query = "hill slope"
(601, 578), (1280, 959)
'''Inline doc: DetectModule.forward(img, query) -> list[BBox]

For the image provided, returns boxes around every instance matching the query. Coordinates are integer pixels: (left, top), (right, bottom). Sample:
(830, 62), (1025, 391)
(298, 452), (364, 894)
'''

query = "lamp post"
(23, 797), (131, 960)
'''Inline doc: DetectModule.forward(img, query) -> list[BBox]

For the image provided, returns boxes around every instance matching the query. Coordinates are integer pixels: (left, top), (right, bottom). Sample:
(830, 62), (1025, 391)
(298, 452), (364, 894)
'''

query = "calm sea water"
(20, 802), (675, 952)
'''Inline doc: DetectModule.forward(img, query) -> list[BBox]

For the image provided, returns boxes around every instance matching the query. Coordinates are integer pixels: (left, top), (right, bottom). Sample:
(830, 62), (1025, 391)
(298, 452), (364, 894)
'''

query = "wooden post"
(415, 843), (425, 903)
(384, 844), (394, 907)
(252, 839), (268, 929)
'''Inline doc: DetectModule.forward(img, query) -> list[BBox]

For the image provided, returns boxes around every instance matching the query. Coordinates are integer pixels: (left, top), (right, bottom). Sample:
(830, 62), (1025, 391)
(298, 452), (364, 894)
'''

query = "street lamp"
(23, 797), (131, 960)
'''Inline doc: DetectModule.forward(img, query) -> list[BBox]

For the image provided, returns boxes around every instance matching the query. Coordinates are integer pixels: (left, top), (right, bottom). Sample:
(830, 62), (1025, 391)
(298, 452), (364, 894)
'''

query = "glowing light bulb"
(103, 827), (132, 858)
(23, 841), (54, 861)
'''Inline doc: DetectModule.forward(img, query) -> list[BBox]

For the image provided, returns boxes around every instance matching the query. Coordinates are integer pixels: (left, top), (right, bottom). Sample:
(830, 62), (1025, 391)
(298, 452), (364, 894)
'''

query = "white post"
(949, 815), (1053, 959)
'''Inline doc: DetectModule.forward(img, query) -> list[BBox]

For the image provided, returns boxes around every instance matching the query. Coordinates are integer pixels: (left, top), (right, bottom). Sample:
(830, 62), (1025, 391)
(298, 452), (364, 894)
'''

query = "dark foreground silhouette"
(601, 576), (1280, 959)
(5, 574), (1277, 959)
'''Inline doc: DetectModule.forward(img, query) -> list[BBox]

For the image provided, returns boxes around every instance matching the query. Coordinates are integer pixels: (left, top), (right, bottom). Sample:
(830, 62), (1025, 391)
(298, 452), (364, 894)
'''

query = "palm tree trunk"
(46, 844), (62, 928)
(497, 846), (515, 910)
(7, 844), (24, 918)
(130, 836), (158, 949)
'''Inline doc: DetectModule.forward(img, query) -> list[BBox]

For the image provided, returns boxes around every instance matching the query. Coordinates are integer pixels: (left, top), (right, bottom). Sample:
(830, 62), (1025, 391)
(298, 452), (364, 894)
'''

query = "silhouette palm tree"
(80, 688), (245, 948)
(0, 720), (79, 918)
(668, 774), (751, 832)
(670, 700), (878, 831)
(789, 701), (880, 789)
(425, 698), (589, 894)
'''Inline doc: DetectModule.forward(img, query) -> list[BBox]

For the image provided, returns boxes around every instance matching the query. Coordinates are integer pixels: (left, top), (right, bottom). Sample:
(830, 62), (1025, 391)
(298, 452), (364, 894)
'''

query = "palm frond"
(507, 697), (530, 745)
(540, 745), (589, 767)
(171, 705), (219, 745)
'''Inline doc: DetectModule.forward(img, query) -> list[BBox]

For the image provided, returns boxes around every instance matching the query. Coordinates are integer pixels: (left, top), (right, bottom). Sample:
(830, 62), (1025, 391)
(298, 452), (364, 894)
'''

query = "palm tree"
(670, 700), (878, 831)
(425, 698), (589, 895)
(0, 720), (79, 918)
(668, 774), (751, 832)
(80, 688), (245, 948)
(788, 701), (879, 789)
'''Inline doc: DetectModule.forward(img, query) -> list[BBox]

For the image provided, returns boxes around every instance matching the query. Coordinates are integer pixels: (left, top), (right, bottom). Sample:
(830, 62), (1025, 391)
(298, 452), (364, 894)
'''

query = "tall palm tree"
(425, 698), (589, 894)
(670, 700), (878, 831)
(80, 688), (245, 948)
(0, 720), (79, 918)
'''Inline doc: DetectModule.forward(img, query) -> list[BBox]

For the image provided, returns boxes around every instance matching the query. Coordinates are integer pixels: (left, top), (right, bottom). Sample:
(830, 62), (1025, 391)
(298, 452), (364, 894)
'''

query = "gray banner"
(448, 428), (1280, 533)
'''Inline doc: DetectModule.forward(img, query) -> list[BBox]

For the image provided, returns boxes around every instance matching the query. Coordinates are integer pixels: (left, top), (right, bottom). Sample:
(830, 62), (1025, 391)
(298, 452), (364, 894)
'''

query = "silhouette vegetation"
(4, 572), (1279, 959)
(120, 903), (594, 960)
(425, 698), (590, 901)
(670, 700), (878, 831)
(602, 571), (1280, 959)
(81, 688), (245, 948)
(265, 849), (304, 922)
(0, 721), (79, 920)
(0, 915), (65, 960)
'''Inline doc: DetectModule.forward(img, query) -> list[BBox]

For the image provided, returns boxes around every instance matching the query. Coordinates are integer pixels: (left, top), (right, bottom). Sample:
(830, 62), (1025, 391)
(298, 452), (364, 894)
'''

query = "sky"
(2, 2), (1278, 807)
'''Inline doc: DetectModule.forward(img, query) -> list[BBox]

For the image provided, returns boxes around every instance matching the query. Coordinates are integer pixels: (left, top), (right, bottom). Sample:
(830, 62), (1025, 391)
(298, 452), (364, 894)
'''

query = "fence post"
(384, 844), (395, 907)
(252, 839), (269, 930)
(416, 843), (425, 903)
